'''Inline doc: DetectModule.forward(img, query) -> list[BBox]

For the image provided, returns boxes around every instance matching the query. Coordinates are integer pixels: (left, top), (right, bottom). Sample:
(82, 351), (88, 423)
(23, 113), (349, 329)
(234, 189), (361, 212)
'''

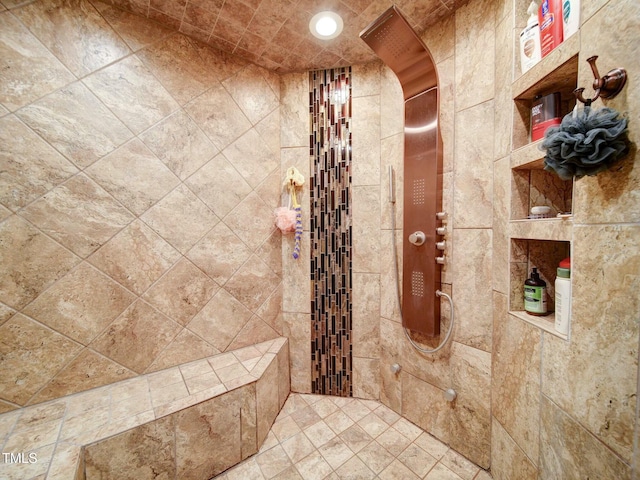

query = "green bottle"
(524, 268), (548, 315)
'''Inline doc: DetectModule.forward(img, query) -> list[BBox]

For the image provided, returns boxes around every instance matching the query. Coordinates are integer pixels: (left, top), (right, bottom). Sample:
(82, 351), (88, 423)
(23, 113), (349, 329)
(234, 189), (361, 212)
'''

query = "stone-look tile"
(23, 263), (135, 345)
(294, 450), (332, 480)
(15, 0), (130, 77)
(454, 0), (495, 111)
(225, 254), (279, 312)
(223, 64), (279, 125)
(419, 12), (454, 65)
(226, 458), (267, 480)
(440, 449), (479, 480)
(282, 232), (311, 314)
(449, 342), (491, 469)
(21, 174), (133, 258)
(357, 412), (389, 439)
(222, 129), (279, 188)
(0, 315), (81, 405)
(143, 258), (218, 326)
(539, 395), (631, 480)
(84, 415), (176, 480)
(452, 228), (492, 351)
(379, 66), (404, 137)
(352, 186), (381, 273)
(378, 459), (421, 480)
(379, 318), (402, 413)
(573, 0), (640, 225)
(401, 372), (450, 445)
(352, 62), (380, 98)
(92, 1), (173, 51)
(351, 95), (381, 187)
(335, 455), (375, 479)
(376, 427), (412, 457)
(255, 108), (281, 157)
(280, 73), (309, 148)
(90, 300), (181, 373)
(0, 12), (75, 111)
(0, 302), (15, 327)
(437, 55), (456, 174)
(0, 115), (78, 211)
(140, 109), (218, 180)
(282, 313), (311, 393)
(542, 225), (639, 462)
(398, 443), (437, 477)
(336, 423), (368, 451)
(318, 436), (354, 470)
(493, 15), (513, 159)
(379, 134), (403, 231)
(17, 82), (133, 168)
(83, 55), (178, 134)
(276, 341), (290, 408)
(257, 281), (283, 334)
(257, 356), (279, 445)
(88, 220), (180, 295)
(175, 386), (255, 478)
(492, 157), (510, 294)
(453, 100), (494, 228)
(257, 444), (293, 478)
(225, 192), (277, 251)
(356, 440), (395, 475)
(352, 273), (380, 357)
(187, 221), (251, 285)
(30, 349), (135, 404)
(137, 34), (221, 106)
(378, 229), (402, 323)
(186, 83), (252, 150)
(353, 357), (380, 400)
(0, 215), (80, 309)
(142, 184), (218, 253)
(491, 418), (537, 480)
(85, 139), (179, 216)
(228, 316), (280, 351)
(188, 289), (253, 352)
(492, 291), (540, 463)
(0, 204), (9, 222)
(147, 328), (220, 372)
(185, 154), (253, 218)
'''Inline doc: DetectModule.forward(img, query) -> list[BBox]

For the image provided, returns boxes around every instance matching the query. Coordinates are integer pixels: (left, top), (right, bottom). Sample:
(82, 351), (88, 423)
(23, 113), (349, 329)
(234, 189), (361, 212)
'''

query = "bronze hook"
(574, 87), (600, 105)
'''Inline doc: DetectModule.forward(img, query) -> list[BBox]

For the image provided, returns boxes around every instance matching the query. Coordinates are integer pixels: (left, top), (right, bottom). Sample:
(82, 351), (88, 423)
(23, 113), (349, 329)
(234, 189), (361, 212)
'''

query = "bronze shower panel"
(360, 6), (444, 337)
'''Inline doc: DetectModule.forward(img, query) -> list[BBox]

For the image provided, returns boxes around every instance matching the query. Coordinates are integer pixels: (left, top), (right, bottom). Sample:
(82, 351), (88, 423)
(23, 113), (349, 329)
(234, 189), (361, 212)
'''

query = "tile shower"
(1, 0), (639, 479)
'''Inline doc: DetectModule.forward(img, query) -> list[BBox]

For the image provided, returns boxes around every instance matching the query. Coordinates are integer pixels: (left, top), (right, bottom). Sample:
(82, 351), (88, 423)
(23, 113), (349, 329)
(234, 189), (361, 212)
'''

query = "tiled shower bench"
(0, 337), (290, 480)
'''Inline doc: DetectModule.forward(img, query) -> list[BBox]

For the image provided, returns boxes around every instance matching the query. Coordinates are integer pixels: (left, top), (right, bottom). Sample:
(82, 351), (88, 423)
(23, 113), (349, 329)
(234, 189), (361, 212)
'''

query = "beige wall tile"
(0, 116), (78, 211)
(84, 414), (176, 480)
(257, 357), (279, 445)
(83, 55), (178, 134)
(493, 14), (514, 159)
(223, 129), (279, 188)
(491, 417), (537, 480)
(454, 0), (495, 111)
(352, 186), (381, 273)
(282, 313), (311, 393)
(224, 192), (277, 252)
(145, 329), (219, 373)
(225, 254), (280, 312)
(88, 220), (180, 295)
(228, 316), (280, 350)
(542, 224), (639, 462)
(14, 0), (130, 77)
(282, 232), (310, 314)
(143, 258), (219, 326)
(353, 357), (380, 400)
(352, 95), (381, 187)
(30, 349), (136, 404)
(492, 292), (540, 463)
(539, 395), (631, 480)
(223, 64), (279, 125)
(280, 72), (309, 148)
(421, 13), (455, 64)
(140, 109), (218, 180)
(86, 139), (180, 216)
(21, 174), (133, 258)
(449, 342), (491, 468)
(401, 372), (450, 444)
(17, 82), (133, 168)
(379, 319), (402, 413)
(352, 273), (380, 358)
(0, 315), (82, 405)
(23, 262), (135, 345)
(451, 228), (492, 351)
(493, 158), (510, 294)
(380, 66), (403, 138)
(453, 101), (494, 229)
(0, 13), (75, 111)
(352, 62), (380, 98)
(0, 215), (80, 310)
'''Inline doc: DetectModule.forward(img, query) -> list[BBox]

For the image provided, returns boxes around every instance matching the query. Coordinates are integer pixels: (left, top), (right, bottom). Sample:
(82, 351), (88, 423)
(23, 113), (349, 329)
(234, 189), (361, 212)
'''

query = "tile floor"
(215, 393), (492, 480)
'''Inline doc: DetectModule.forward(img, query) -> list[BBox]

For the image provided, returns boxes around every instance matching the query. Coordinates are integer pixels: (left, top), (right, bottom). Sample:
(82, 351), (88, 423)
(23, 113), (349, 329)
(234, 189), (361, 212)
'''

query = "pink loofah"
(274, 207), (296, 233)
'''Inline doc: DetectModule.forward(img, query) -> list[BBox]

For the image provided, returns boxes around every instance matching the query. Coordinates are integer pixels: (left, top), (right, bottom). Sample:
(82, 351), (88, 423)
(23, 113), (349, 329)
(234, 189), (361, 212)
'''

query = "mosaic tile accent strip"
(309, 68), (353, 397)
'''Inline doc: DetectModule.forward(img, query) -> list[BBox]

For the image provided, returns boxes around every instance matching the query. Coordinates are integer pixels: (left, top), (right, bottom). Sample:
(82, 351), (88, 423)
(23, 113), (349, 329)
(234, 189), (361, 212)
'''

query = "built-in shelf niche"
(509, 238), (570, 339)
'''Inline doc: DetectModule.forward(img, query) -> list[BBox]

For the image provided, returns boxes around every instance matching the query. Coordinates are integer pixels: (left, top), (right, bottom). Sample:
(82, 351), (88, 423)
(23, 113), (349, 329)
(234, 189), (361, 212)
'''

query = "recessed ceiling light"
(309, 11), (344, 40)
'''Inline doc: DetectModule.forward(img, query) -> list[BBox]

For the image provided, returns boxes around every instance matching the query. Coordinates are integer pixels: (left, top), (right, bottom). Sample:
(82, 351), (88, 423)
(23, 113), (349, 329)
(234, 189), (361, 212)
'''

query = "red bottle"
(538, 0), (563, 57)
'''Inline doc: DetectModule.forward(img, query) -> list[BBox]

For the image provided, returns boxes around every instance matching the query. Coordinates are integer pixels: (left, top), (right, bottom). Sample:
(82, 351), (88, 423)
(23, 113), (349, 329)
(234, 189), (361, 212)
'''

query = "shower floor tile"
(214, 393), (492, 480)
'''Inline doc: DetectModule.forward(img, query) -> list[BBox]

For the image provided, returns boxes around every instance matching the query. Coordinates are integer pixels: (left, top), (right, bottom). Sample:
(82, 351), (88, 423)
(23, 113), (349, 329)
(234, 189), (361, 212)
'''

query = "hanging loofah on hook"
(274, 167), (305, 260)
(541, 105), (631, 180)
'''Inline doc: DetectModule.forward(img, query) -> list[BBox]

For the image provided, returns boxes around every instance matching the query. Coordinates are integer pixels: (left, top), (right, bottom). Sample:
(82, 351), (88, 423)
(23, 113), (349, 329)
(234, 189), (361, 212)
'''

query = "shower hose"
(389, 177), (455, 354)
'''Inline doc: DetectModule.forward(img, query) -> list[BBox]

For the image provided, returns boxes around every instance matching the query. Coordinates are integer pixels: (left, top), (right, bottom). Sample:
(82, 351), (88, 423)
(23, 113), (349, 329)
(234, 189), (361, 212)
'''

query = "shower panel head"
(360, 5), (437, 100)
